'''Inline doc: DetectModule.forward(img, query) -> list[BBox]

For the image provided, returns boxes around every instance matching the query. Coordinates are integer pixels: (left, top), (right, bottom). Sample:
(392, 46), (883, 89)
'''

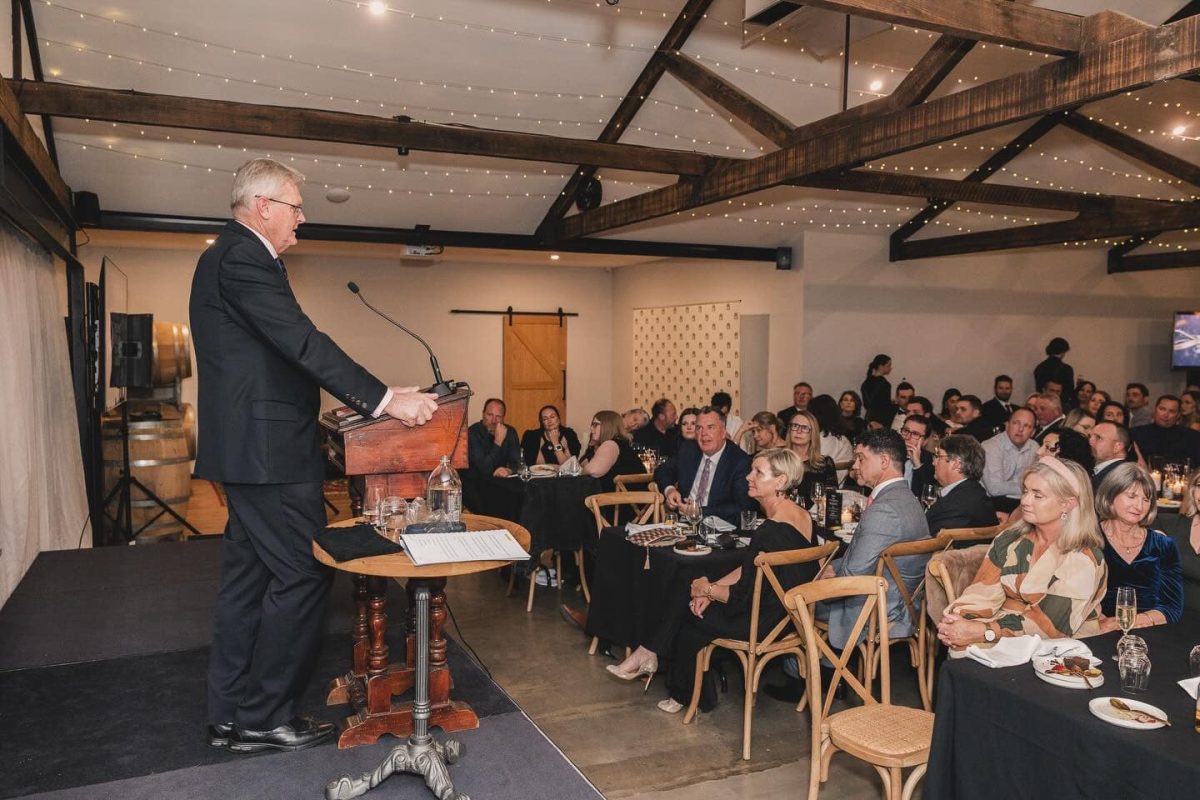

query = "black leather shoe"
(762, 677), (806, 704)
(206, 722), (234, 748)
(228, 716), (335, 753)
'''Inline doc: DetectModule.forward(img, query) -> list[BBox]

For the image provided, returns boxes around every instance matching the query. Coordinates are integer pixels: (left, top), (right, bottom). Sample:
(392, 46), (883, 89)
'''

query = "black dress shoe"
(206, 722), (234, 748)
(559, 603), (587, 630)
(228, 716), (336, 753)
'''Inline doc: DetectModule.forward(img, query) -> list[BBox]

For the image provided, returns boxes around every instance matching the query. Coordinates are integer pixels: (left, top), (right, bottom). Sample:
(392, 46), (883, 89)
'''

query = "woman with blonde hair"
(785, 409), (837, 503)
(1180, 467), (1200, 555)
(937, 458), (1107, 647)
(733, 411), (785, 455)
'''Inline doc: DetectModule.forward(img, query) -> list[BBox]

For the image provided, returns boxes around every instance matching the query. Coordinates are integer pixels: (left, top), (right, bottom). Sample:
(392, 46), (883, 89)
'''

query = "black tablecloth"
(585, 525), (746, 650)
(473, 475), (602, 554)
(925, 625), (1200, 800)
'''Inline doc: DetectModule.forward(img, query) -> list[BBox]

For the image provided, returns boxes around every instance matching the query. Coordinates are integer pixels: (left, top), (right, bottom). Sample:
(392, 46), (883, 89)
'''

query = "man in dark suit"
(927, 434), (997, 537)
(899, 414), (934, 501)
(653, 407), (754, 526)
(777, 382), (812, 428)
(191, 158), (439, 753)
(980, 374), (1015, 431)
(1089, 421), (1130, 490)
(955, 395), (998, 441)
(1132, 395), (1200, 466)
(1033, 393), (1066, 444)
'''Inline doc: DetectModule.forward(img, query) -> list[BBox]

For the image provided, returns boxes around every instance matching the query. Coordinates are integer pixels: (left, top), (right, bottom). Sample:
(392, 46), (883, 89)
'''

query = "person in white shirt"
(981, 407), (1038, 513)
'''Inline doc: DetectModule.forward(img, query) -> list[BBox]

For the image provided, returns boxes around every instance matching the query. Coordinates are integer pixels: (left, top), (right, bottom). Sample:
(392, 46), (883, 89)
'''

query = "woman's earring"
(1060, 510), (1068, 520)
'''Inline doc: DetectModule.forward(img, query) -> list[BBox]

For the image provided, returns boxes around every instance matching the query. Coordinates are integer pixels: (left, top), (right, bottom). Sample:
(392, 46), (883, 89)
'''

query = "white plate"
(1032, 655), (1104, 689)
(1088, 697), (1168, 729)
(673, 544), (712, 556)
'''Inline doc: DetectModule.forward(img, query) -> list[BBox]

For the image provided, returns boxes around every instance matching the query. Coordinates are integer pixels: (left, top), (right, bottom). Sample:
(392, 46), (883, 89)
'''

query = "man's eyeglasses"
(932, 451), (949, 461)
(256, 195), (304, 216)
(788, 423), (812, 433)
(900, 428), (927, 440)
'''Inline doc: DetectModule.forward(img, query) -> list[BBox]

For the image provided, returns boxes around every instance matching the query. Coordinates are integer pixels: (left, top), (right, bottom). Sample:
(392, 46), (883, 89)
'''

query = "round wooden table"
(316, 514), (530, 800)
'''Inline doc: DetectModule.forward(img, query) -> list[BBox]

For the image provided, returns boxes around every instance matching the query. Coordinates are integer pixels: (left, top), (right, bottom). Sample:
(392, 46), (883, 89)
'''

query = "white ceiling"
(22, 0), (1200, 258)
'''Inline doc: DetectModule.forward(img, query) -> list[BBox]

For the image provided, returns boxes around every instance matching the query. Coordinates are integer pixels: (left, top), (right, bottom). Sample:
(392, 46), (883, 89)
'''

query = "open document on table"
(402, 529), (531, 566)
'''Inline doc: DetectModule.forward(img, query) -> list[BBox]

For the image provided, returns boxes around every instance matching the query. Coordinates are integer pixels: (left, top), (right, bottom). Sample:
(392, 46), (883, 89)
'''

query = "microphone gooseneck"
(347, 281), (455, 397)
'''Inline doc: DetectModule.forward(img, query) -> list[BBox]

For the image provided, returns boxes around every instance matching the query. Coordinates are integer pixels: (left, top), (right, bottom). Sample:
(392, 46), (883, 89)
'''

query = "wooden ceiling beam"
(534, 0), (715, 238)
(792, 0), (1084, 55)
(1061, 111), (1200, 187)
(8, 79), (723, 177)
(893, 203), (1200, 260)
(557, 15), (1200, 240)
(0, 78), (70, 214)
(659, 50), (794, 147)
(1108, 248), (1200, 273)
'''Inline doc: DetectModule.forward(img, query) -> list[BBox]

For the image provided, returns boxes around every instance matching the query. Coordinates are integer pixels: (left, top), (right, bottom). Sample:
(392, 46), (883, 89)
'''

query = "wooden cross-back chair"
(613, 473), (659, 519)
(918, 542), (992, 709)
(786, 576), (934, 800)
(682, 540), (838, 761)
(581, 491), (662, 605)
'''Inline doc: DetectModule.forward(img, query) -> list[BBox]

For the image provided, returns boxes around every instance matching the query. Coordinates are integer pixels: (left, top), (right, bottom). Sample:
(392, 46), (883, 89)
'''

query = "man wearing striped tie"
(653, 406), (754, 526)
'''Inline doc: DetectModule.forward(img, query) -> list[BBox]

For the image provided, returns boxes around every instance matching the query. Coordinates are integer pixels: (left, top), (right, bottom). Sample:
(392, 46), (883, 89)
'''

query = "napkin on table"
(703, 516), (735, 532)
(1034, 638), (1094, 660)
(1178, 676), (1200, 700)
(952, 635), (1042, 668)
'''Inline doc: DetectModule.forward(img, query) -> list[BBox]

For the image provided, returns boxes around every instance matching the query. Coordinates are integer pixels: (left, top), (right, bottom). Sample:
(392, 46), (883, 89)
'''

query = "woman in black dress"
(581, 409), (643, 493)
(520, 404), (581, 467)
(786, 409), (837, 503)
(860, 354), (892, 427)
(839, 390), (865, 442)
(605, 448), (821, 713)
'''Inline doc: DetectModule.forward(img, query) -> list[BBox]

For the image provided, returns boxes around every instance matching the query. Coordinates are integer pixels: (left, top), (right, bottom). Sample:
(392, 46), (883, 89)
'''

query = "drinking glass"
(740, 510), (759, 531)
(682, 501), (703, 535)
(1119, 649), (1151, 693)
(363, 484), (385, 525)
(1113, 586), (1137, 661)
(921, 484), (938, 509)
(1189, 644), (1200, 677)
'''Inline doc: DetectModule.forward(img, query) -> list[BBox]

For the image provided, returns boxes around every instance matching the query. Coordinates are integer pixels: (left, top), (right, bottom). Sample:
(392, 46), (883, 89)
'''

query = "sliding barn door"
(503, 314), (567, 435)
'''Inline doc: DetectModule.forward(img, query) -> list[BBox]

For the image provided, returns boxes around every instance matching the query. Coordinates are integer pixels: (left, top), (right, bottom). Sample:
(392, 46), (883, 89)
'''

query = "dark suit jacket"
(959, 417), (999, 442)
(190, 221), (386, 484)
(925, 479), (996, 537)
(1092, 459), (1123, 491)
(653, 440), (754, 525)
(980, 398), (1014, 431)
(906, 456), (935, 501)
(1034, 418), (1065, 445)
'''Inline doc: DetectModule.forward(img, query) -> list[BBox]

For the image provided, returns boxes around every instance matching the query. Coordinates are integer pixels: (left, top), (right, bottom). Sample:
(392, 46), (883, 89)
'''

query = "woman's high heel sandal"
(605, 657), (658, 692)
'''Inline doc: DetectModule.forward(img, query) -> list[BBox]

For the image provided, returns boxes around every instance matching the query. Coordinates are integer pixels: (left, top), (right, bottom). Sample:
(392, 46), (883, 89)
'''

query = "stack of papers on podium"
(402, 529), (530, 566)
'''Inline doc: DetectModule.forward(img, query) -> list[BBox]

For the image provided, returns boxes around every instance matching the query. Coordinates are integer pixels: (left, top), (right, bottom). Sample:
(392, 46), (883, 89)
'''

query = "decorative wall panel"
(632, 301), (741, 415)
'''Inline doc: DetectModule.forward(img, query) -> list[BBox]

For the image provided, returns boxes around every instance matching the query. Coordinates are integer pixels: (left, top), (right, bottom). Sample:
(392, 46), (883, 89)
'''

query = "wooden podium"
(327, 386), (471, 499)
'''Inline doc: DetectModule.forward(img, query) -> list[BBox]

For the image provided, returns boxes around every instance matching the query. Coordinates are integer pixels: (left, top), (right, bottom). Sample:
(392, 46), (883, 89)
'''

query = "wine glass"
(682, 500), (703, 536)
(921, 484), (938, 509)
(1113, 586), (1137, 661)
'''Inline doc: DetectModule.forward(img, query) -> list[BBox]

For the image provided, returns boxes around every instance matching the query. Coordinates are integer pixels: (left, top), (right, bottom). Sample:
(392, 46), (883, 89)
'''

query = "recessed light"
(549, 254), (560, 261)
(1173, 125), (1188, 136)
(368, 1), (387, 16)
(326, 187), (351, 203)
(869, 79), (883, 92)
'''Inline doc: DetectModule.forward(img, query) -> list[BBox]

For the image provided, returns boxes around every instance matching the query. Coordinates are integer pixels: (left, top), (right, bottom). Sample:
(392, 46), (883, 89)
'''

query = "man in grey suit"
(821, 428), (932, 650)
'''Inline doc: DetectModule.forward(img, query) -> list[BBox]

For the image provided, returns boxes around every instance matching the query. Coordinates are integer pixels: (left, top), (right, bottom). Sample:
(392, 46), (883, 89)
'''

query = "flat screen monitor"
(1173, 311), (1200, 369)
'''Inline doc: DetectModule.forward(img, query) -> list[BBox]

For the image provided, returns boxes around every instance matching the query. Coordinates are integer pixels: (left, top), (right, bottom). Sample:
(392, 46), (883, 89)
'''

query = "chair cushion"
(827, 705), (933, 764)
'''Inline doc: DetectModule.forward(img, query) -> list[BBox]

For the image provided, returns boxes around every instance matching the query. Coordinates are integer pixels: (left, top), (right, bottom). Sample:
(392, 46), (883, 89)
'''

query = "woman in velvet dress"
(1095, 463), (1184, 629)
(605, 448), (820, 714)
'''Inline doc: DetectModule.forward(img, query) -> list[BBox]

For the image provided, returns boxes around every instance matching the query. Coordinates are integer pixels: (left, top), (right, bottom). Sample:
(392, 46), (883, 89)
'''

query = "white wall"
(801, 232), (1198, 405)
(78, 243), (614, 433)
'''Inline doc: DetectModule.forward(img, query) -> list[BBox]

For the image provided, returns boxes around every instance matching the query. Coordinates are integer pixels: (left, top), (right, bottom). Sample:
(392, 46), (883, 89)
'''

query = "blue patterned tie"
(275, 257), (288, 280)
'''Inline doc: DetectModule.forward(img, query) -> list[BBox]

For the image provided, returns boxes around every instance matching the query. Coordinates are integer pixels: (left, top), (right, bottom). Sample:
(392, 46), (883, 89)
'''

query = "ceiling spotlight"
(1173, 125), (1188, 136)
(605, 0), (619, 5)
(869, 79), (883, 92)
(326, 187), (351, 203)
(368, 1), (387, 16)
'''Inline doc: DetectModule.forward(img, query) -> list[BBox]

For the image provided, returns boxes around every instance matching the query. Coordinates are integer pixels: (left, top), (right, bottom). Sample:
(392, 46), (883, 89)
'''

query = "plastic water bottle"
(426, 455), (462, 522)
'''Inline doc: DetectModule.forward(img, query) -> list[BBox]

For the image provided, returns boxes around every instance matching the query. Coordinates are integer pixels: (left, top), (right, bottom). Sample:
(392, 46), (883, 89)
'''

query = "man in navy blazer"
(653, 407), (754, 526)
(191, 159), (439, 753)
(926, 434), (997, 538)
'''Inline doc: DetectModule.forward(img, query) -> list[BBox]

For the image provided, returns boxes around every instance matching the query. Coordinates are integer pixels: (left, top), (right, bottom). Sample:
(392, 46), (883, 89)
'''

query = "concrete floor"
(441, 569), (926, 800)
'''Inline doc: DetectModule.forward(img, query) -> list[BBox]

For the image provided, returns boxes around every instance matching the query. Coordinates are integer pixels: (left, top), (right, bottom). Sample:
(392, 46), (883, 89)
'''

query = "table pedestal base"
(325, 738), (469, 800)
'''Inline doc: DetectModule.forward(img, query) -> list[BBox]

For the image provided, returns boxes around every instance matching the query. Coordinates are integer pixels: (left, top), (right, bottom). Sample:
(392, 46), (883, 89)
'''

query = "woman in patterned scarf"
(936, 458), (1107, 648)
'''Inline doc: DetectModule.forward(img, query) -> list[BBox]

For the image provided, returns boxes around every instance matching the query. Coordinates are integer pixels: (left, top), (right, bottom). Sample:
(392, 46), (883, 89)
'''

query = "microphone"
(347, 281), (455, 397)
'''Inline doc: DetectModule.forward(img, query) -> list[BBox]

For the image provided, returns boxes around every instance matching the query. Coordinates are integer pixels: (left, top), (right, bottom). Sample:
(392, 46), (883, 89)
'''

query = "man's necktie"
(275, 257), (288, 280)
(693, 458), (712, 507)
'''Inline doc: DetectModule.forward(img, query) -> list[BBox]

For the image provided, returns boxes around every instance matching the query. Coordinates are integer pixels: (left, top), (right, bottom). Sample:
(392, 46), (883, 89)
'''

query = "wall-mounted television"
(1173, 311), (1200, 369)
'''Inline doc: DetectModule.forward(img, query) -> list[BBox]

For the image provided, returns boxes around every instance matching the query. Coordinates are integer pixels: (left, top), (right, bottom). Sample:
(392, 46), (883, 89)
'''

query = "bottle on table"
(427, 455), (463, 522)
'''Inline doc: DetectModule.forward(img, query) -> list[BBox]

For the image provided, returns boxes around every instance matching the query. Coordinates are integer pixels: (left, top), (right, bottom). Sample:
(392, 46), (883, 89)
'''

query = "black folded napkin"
(315, 523), (404, 562)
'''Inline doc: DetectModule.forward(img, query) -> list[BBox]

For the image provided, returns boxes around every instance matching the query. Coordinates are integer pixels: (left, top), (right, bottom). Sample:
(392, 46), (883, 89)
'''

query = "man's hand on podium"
(384, 386), (439, 427)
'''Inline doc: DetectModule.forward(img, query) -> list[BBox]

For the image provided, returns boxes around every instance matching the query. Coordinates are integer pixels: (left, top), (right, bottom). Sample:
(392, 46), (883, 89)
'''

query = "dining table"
(473, 472), (603, 559)
(925, 623), (1200, 800)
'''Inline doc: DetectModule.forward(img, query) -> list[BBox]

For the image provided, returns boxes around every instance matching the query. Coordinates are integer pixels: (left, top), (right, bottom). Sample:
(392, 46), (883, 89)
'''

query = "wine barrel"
(151, 321), (193, 386)
(102, 413), (193, 542)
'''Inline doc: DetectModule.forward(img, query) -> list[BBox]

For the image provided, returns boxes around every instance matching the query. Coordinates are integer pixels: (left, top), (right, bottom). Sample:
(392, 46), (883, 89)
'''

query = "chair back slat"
(874, 535), (952, 627)
(584, 491), (662, 533)
(939, 524), (1001, 544)
(741, 541), (837, 651)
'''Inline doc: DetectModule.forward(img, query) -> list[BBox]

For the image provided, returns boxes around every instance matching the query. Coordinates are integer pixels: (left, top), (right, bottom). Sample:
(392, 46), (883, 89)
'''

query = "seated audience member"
(939, 388), (962, 430)
(1132, 395), (1200, 466)
(1075, 380), (1097, 413)
(1099, 400), (1129, 426)
(623, 407), (650, 434)
(1086, 389), (1110, 418)
(634, 398), (679, 457)
(711, 391), (743, 441)
(1126, 383), (1153, 428)
(937, 458), (1106, 647)
(464, 398), (521, 511)
(1088, 421), (1132, 489)
(1094, 463), (1183, 629)
(889, 382), (916, 431)
(1181, 390), (1200, 432)
(954, 394), (996, 441)
(733, 411), (785, 455)
(927, 434), (996, 537)
(1043, 378), (1066, 408)
(899, 414), (935, 500)
(981, 374), (1016, 431)
(1064, 408), (1096, 434)
(809, 394), (854, 485)
(653, 407), (754, 526)
(784, 409), (838, 501)
(906, 394), (947, 437)
(839, 390), (866, 441)
(581, 410), (644, 493)
(607, 449), (821, 714)
(678, 407), (700, 443)
(521, 404), (581, 467)
(1034, 337), (1075, 395)
(1041, 428), (1094, 473)
(778, 382), (813, 428)
(1184, 468), (1200, 555)
(1033, 393), (1066, 444)
(981, 408), (1038, 512)
(861, 355), (893, 428)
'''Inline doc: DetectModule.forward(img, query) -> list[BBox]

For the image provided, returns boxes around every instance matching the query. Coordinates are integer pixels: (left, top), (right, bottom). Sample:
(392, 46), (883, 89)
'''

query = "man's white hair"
(231, 158), (305, 212)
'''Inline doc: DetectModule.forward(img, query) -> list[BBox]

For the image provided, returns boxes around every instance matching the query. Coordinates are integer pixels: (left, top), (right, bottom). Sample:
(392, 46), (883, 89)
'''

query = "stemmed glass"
(1114, 586), (1137, 661)
(920, 484), (938, 510)
(681, 500), (703, 536)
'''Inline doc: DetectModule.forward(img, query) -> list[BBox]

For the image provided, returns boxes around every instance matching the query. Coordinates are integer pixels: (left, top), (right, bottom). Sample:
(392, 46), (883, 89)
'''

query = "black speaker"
(110, 313), (153, 389)
(74, 191), (101, 227)
(775, 247), (793, 270)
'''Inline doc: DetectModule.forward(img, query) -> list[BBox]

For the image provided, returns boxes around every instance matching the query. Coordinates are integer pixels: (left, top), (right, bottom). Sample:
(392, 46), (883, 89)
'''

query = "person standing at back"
(191, 158), (438, 753)
(860, 354), (893, 428)
(1034, 337), (1074, 396)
